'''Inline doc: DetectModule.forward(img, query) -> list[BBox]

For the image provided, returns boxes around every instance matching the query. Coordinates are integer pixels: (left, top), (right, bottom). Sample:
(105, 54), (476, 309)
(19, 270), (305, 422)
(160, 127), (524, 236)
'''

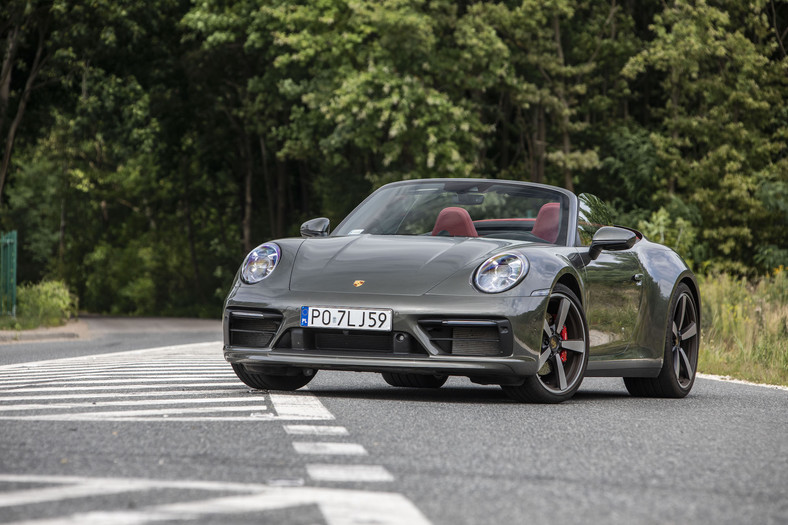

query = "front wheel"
(624, 283), (699, 398)
(502, 284), (589, 403)
(231, 363), (315, 391)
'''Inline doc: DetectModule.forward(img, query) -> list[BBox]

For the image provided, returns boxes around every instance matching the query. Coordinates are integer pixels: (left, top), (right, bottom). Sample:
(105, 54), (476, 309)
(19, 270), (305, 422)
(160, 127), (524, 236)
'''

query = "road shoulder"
(0, 318), (90, 344)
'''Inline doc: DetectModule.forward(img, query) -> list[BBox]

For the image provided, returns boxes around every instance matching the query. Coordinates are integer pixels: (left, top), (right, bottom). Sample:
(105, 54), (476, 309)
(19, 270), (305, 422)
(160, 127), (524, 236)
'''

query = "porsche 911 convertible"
(223, 178), (700, 403)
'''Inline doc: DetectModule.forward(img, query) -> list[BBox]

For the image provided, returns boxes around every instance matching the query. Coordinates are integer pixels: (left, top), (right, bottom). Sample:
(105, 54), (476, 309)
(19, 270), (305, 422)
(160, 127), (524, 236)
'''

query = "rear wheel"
(502, 284), (589, 403)
(624, 283), (699, 398)
(381, 372), (448, 388)
(231, 363), (315, 391)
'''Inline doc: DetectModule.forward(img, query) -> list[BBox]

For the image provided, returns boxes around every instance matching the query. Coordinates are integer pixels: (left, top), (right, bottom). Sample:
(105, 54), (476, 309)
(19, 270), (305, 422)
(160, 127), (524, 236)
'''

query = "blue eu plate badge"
(300, 306), (309, 327)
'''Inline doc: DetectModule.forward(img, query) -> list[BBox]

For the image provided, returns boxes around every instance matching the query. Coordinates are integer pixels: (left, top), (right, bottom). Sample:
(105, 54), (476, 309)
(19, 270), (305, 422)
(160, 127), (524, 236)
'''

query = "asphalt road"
(0, 318), (786, 524)
(0, 317), (223, 365)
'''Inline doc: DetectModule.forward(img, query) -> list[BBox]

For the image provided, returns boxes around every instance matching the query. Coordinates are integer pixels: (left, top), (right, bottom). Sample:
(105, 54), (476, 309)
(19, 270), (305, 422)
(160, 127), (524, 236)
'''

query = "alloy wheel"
(671, 292), (699, 388)
(538, 292), (588, 393)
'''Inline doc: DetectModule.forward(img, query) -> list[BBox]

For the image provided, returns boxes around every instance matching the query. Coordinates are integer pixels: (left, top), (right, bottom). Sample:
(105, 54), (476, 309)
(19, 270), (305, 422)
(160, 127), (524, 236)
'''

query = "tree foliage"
(1, 0), (786, 315)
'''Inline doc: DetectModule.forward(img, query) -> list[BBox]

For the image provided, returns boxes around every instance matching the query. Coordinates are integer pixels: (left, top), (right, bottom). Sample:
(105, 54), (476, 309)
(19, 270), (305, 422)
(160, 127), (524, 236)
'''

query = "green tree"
(0, 0), (60, 202)
(263, 0), (486, 187)
(2, 0), (788, 318)
(624, 0), (788, 272)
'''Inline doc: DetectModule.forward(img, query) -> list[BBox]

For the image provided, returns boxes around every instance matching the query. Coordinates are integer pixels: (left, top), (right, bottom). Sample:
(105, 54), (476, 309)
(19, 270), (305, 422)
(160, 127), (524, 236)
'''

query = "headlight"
(473, 253), (528, 293)
(241, 243), (281, 284)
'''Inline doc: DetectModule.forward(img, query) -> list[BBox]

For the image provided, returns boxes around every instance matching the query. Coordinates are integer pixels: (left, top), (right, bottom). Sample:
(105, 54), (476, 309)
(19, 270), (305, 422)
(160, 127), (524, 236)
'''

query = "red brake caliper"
(560, 326), (568, 363)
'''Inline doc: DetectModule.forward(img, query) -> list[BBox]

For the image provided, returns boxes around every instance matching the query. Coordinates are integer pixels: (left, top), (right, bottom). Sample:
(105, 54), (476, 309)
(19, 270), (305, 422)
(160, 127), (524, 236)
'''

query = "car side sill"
(586, 358), (662, 378)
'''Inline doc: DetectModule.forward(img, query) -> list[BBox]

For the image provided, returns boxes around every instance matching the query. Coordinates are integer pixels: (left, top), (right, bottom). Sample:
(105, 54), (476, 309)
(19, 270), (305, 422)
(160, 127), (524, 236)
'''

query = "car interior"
(432, 202), (562, 244)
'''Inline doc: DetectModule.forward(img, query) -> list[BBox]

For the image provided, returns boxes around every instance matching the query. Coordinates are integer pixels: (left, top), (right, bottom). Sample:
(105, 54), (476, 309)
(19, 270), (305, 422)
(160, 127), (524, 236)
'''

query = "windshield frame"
(332, 178), (579, 246)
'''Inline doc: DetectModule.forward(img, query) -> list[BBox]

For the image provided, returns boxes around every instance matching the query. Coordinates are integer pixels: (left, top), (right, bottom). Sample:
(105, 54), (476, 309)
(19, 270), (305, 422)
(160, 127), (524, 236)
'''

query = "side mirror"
(589, 226), (637, 260)
(300, 217), (330, 238)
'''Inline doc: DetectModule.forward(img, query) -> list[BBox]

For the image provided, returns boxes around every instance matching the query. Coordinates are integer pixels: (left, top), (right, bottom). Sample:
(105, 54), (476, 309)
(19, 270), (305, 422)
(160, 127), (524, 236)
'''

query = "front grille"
(314, 331), (392, 352)
(275, 328), (428, 355)
(419, 319), (512, 356)
(228, 310), (282, 348)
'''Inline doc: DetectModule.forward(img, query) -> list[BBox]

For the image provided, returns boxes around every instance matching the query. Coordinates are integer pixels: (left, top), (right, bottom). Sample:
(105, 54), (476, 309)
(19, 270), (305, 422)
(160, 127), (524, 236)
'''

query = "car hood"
(289, 235), (518, 295)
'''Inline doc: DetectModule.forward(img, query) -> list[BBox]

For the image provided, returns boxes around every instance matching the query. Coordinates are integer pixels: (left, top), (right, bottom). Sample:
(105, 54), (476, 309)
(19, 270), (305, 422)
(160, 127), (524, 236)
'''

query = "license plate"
(300, 306), (392, 331)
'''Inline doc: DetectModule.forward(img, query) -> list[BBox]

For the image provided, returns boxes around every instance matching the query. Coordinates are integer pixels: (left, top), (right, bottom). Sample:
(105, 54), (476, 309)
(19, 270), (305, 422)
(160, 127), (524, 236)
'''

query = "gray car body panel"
(223, 179), (698, 383)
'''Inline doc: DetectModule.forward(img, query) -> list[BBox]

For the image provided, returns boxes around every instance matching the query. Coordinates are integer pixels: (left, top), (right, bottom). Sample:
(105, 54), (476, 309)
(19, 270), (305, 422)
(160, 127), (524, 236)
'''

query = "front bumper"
(223, 289), (547, 381)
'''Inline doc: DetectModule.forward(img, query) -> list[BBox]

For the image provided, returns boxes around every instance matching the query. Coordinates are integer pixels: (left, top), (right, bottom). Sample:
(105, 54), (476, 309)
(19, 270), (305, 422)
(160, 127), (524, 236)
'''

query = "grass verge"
(699, 268), (788, 387)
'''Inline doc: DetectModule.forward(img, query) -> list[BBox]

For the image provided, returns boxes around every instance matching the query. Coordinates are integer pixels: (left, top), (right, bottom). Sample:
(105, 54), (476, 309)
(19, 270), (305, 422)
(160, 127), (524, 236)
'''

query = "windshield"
(333, 180), (570, 244)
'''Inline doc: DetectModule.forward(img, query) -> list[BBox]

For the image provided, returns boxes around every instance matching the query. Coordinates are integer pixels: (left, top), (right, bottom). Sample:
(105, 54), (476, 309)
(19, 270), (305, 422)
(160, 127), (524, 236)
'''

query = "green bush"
(12, 281), (77, 329)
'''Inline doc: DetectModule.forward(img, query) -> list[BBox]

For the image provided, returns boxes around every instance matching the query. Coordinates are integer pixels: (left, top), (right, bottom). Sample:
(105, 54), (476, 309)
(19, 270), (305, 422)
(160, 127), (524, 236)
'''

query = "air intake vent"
(451, 326), (500, 355)
(419, 319), (512, 356)
(228, 310), (282, 348)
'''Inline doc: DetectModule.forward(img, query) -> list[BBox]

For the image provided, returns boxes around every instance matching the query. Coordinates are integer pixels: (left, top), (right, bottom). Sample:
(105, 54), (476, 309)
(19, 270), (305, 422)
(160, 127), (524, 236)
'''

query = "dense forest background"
(1, 0), (786, 317)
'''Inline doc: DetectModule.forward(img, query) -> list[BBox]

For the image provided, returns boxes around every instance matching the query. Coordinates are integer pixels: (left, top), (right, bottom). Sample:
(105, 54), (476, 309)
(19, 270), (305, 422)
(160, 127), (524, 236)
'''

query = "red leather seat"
(431, 207), (478, 237)
(532, 202), (561, 243)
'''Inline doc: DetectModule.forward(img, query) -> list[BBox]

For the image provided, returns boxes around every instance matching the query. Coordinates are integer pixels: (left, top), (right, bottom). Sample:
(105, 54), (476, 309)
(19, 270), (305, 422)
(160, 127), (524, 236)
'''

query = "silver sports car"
(223, 178), (700, 403)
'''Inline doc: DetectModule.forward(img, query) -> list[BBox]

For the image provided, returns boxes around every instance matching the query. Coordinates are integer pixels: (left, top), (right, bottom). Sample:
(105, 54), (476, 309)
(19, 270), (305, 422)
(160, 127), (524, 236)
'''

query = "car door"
(583, 251), (644, 356)
(576, 194), (644, 357)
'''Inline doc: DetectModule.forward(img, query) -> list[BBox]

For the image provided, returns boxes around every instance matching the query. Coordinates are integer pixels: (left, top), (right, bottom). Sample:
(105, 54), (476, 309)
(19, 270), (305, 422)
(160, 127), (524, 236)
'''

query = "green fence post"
(0, 231), (17, 317)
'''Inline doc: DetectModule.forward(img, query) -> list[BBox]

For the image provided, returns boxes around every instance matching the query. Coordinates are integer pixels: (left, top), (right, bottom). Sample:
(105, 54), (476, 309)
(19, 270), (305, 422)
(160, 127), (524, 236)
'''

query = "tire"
(381, 372), (448, 388)
(502, 283), (589, 403)
(624, 282), (699, 398)
(231, 363), (315, 391)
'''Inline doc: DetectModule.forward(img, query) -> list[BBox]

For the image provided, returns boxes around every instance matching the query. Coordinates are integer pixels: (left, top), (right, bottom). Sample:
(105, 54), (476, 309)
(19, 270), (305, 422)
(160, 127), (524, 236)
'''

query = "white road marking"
(0, 389), (242, 401)
(0, 368), (225, 375)
(0, 343), (340, 422)
(697, 373), (788, 391)
(0, 479), (152, 507)
(0, 362), (227, 368)
(268, 391), (335, 420)
(293, 442), (368, 455)
(0, 474), (429, 525)
(0, 474), (263, 492)
(0, 344), (426, 522)
(154, 487), (427, 525)
(0, 396), (268, 411)
(8, 416), (316, 423)
(0, 374), (233, 384)
(0, 376), (236, 386)
(0, 359), (224, 368)
(284, 424), (350, 436)
(307, 465), (395, 483)
(0, 343), (328, 422)
(2, 405), (270, 421)
(0, 365), (230, 373)
(0, 365), (228, 375)
(0, 383), (242, 393)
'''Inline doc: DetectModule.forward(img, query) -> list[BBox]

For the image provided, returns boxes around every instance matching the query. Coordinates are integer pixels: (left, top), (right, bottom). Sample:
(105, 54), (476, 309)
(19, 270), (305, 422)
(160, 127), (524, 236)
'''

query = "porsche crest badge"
(353, 280), (365, 287)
